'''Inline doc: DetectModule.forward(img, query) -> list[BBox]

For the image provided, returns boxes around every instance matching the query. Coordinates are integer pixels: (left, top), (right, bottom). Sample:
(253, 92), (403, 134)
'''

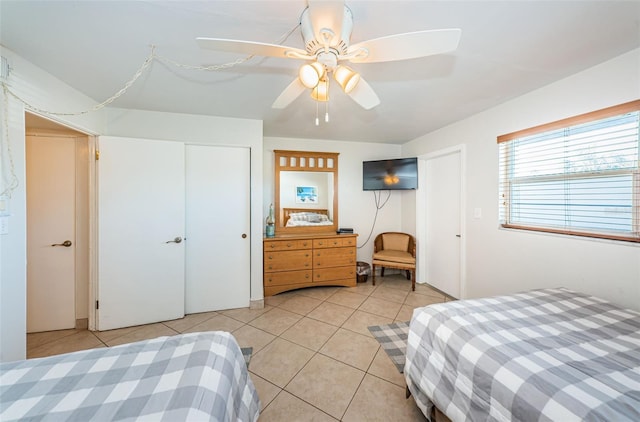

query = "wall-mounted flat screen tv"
(363, 157), (418, 190)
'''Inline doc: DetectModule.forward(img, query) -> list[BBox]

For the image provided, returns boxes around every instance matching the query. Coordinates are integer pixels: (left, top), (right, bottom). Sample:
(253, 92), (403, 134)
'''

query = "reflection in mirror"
(279, 171), (334, 223)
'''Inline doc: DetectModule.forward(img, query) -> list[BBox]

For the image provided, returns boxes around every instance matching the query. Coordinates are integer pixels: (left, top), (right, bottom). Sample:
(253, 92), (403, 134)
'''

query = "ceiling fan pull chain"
(325, 97), (329, 123)
(315, 101), (320, 126)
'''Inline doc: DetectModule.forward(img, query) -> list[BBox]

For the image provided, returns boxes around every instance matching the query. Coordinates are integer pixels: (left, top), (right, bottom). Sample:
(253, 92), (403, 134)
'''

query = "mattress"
(1, 331), (260, 421)
(405, 288), (640, 421)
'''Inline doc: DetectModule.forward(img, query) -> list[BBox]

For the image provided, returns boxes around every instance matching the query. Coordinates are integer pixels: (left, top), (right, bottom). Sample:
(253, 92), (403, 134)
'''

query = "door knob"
(51, 240), (72, 247)
(166, 237), (183, 244)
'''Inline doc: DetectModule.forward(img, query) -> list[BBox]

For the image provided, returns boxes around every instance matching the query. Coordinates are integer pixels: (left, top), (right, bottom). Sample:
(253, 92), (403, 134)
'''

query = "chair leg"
(381, 267), (385, 277)
(372, 264), (376, 286)
(405, 269), (410, 280)
(411, 269), (416, 291)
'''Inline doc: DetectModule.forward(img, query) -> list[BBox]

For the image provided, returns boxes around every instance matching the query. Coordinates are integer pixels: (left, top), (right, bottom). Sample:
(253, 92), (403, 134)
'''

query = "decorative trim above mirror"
(275, 150), (339, 234)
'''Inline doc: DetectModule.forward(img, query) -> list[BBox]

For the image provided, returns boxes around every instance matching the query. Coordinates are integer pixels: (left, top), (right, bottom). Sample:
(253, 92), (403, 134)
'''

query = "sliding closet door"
(97, 136), (185, 330)
(185, 145), (250, 313)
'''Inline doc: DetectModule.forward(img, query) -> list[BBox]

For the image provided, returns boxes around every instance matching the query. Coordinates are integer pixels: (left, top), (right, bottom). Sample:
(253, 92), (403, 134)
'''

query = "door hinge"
(96, 300), (99, 310)
(95, 150), (100, 160)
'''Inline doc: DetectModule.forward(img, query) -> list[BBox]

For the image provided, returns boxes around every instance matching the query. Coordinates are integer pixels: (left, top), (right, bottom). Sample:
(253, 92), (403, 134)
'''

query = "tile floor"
(27, 273), (452, 421)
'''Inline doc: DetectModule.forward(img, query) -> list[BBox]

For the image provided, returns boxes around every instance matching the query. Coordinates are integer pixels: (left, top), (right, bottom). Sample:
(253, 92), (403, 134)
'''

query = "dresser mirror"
(274, 150), (339, 234)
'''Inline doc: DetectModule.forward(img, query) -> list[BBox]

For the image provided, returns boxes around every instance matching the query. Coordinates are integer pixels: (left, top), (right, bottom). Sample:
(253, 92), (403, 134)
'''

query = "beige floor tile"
(28, 331), (105, 358)
(296, 286), (341, 300)
(104, 323), (179, 347)
(395, 304), (416, 322)
(259, 390), (337, 422)
(264, 291), (298, 307)
(248, 373), (281, 411)
(278, 295), (323, 316)
(358, 296), (402, 319)
(220, 306), (272, 323)
(375, 274), (413, 291)
(280, 317), (338, 351)
(27, 328), (84, 350)
(250, 338), (314, 388)
(414, 283), (447, 299)
(95, 325), (146, 344)
(307, 302), (355, 327)
(319, 328), (379, 371)
(326, 291), (368, 309)
(162, 311), (218, 333)
(249, 308), (302, 336)
(286, 353), (365, 420)
(344, 282), (378, 296)
(182, 314), (245, 334)
(342, 374), (428, 422)
(404, 292), (445, 308)
(370, 285), (410, 304)
(231, 324), (275, 354)
(341, 310), (393, 338)
(367, 348), (406, 387)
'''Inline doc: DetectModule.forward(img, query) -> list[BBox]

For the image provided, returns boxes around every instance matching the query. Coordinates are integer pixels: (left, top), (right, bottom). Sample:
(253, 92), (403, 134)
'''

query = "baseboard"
(250, 299), (264, 310)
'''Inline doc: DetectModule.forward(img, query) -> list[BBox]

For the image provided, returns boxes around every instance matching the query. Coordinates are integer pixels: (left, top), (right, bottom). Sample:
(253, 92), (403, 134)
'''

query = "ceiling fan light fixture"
(334, 65), (360, 93)
(311, 78), (329, 102)
(299, 62), (325, 89)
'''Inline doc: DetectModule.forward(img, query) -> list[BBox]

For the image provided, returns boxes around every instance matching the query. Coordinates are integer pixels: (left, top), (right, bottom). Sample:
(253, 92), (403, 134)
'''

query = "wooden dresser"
(263, 233), (358, 296)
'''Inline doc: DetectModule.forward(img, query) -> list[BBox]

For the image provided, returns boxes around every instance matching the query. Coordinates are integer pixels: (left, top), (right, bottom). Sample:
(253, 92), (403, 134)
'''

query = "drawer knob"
(305, 274), (309, 279)
(287, 243), (292, 247)
(270, 244), (275, 248)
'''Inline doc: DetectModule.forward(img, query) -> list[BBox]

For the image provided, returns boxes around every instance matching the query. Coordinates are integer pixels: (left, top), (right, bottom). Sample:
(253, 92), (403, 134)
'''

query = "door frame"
(416, 144), (466, 299)
(24, 112), (98, 331)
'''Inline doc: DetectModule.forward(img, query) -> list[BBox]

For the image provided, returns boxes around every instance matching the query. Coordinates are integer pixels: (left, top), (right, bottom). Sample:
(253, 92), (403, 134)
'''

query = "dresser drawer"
(314, 266), (356, 282)
(264, 250), (312, 272)
(264, 239), (312, 251)
(313, 247), (356, 268)
(313, 236), (357, 249)
(264, 270), (312, 286)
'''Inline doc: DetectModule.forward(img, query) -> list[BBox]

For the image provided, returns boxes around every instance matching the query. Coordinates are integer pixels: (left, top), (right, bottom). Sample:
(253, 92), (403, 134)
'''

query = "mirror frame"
(275, 150), (339, 234)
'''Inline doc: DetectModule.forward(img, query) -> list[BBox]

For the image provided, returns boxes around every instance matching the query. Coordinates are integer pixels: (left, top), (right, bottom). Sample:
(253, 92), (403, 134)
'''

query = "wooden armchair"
(372, 232), (416, 291)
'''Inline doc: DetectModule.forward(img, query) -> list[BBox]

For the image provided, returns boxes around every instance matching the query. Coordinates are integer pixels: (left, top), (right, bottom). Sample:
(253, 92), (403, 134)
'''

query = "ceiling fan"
(197, 1), (461, 113)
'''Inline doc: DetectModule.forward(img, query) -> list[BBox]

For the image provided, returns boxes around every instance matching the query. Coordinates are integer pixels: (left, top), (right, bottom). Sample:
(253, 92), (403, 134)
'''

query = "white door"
(26, 136), (76, 332)
(185, 145), (251, 313)
(425, 151), (462, 298)
(97, 137), (185, 330)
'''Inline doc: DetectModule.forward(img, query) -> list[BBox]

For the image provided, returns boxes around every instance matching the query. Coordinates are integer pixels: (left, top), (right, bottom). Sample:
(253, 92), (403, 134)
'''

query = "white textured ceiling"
(2, 1), (639, 144)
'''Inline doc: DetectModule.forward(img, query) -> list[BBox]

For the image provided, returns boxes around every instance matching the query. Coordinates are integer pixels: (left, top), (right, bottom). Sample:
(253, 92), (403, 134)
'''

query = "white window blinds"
(498, 100), (640, 242)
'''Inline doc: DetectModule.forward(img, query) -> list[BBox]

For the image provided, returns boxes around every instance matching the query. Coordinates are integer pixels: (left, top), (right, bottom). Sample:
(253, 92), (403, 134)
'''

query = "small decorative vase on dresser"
(263, 233), (358, 296)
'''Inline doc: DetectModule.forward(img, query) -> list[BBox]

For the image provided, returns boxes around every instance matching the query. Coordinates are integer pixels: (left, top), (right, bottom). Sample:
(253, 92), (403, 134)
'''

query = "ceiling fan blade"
(197, 37), (309, 59)
(272, 78), (306, 109)
(306, 0), (345, 48)
(347, 28), (461, 63)
(348, 77), (380, 110)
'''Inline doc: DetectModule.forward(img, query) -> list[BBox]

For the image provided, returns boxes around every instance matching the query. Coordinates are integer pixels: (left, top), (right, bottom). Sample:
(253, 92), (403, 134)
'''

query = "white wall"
(264, 137), (404, 263)
(0, 46), (264, 362)
(0, 47), (106, 362)
(104, 108), (264, 303)
(402, 49), (640, 310)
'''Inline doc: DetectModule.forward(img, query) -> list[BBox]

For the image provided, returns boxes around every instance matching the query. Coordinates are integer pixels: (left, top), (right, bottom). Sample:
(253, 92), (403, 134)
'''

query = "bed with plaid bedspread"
(0, 331), (260, 421)
(405, 288), (640, 421)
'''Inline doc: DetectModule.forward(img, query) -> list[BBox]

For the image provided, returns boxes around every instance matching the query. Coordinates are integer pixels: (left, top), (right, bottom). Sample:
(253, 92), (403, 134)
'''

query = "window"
(498, 100), (640, 242)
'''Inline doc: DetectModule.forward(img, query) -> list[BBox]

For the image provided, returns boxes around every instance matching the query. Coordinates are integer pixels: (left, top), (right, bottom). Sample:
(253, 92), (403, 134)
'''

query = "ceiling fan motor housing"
(299, 4), (353, 56)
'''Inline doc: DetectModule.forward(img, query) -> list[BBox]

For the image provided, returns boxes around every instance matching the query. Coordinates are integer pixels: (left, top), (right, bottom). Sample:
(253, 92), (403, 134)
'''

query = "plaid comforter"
(405, 288), (640, 422)
(1, 331), (260, 421)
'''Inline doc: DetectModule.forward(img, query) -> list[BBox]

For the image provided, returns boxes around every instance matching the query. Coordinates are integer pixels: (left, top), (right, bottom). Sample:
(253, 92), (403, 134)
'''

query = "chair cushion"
(373, 250), (415, 265)
(382, 233), (410, 252)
